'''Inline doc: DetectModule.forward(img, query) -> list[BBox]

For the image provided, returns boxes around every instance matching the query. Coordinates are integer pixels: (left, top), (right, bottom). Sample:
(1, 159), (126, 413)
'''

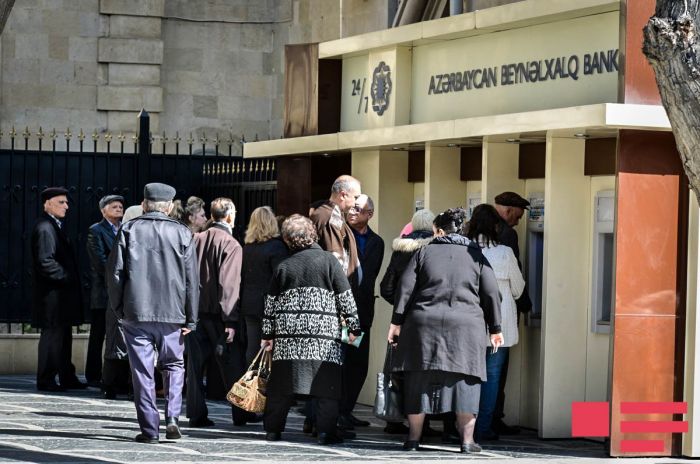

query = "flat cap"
(144, 182), (176, 202)
(41, 187), (68, 203)
(495, 191), (530, 210)
(99, 194), (124, 210)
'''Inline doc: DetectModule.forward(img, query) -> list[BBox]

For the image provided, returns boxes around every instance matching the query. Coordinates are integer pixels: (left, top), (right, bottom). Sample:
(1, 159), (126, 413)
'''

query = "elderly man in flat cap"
(107, 183), (199, 443)
(85, 194), (129, 398)
(31, 187), (86, 392)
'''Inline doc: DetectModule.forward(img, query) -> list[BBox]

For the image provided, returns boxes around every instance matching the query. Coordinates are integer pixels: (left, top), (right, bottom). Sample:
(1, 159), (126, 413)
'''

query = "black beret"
(99, 194), (124, 210)
(144, 182), (176, 202)
(41, 187), (68, 203)
(495, 191), (530, 210)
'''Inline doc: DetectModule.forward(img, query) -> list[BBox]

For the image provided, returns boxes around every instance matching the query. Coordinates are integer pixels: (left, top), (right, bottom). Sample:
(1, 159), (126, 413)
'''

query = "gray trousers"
(123, 321), (185, 438)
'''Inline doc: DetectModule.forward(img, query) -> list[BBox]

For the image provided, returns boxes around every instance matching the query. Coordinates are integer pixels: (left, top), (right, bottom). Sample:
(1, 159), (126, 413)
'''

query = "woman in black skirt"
(387, 208), (503, 453)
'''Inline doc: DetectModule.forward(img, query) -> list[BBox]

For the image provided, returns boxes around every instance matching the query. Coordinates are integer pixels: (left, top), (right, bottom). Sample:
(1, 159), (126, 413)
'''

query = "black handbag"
(374, 343), (404, 422)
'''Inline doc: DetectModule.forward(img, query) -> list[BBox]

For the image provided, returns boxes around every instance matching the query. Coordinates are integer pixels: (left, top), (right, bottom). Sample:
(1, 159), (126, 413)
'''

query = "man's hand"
(348, 333), (357, 344)
(387, 323), (401, 345)
(490, 332), (504, 351)
(181, 327), (192, 336)
(225, 327), (235, 343)
(260, 339), (274, 352)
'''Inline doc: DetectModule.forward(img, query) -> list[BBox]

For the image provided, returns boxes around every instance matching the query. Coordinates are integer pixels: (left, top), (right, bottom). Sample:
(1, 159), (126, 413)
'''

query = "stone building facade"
(0, 0), (519, 152)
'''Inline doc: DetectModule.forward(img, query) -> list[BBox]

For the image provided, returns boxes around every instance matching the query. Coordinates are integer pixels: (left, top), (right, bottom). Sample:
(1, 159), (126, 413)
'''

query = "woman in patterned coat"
(261, 214), (361, 445)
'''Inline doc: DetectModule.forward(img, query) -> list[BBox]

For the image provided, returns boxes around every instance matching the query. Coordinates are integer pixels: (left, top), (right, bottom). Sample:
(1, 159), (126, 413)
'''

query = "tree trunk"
(644, 0), (700, 200)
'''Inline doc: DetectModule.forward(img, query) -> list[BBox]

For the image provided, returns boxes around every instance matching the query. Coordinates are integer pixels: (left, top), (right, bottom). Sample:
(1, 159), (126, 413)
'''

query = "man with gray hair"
(186, 197), (254, 428)
(107, 182), (199, 443)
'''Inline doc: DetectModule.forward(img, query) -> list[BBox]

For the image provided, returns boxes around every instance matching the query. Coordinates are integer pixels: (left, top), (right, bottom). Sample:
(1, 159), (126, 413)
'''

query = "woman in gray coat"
(387, 208), (503, 453)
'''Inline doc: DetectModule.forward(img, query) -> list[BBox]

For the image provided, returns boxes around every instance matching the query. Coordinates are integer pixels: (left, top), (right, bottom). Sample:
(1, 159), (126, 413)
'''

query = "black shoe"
(189, 417), (215, 427)
(403, 440), (420, 451)
(337, 414), (355, 430)
(475, 429), (499, 441)
(344, 413), (370, 427)
(337, 428), (356, 439)
(492, 419), (520, 435)
(318, 433), (344, 445)
(37, 383), (66, 392)
(102, 389), (117, 400)
(87, 380), (102, 388)
(165, 417), (181, 439)
(303, 418), (314, 434)
(247, 413), (264, 424)
(461, 442), (483, 453)
(61, 379), (88, 390)
(135, 433), (159, 444)
(384, 422), (409, 434)
(266, 432), (281, 441)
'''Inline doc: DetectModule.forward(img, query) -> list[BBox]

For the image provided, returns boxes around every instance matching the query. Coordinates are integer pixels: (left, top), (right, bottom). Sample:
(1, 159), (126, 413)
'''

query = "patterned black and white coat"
(262, 243), (360, 398)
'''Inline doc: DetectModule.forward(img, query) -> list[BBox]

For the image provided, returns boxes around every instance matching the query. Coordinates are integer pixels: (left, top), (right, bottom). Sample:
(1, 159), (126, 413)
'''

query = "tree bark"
(644, 0), (700, 200)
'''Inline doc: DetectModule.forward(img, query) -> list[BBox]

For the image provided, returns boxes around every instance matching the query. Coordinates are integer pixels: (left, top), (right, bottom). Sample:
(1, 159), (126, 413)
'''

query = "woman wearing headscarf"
(387, 208), (503, 453)
(261, 214), (361, 445)
(466, 204), (525, 441)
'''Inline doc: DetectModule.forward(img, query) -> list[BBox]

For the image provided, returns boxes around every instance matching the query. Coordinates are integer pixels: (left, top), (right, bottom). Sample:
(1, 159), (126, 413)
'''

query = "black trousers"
(244, 315), (262, 365)
(265, 394), (339, 434)
(85, 308), (106, 384)
(185, 318), (249, 424)
(102, 358), (131, 393)
(340, 329), (371, 415)
(37, 325), (77, 386)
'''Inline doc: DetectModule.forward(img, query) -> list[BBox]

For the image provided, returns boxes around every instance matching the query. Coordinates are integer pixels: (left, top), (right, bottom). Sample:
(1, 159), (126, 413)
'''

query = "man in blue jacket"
(107, 183), (199, 443)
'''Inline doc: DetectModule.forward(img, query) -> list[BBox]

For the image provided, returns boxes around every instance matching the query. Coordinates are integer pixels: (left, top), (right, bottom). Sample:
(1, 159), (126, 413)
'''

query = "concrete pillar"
(685, 193), (700, 457)
(481, 139), (523, 205)
(424, 143), (465, 214)
(351, 149), (414, 405)
(539, 134), (589, 437)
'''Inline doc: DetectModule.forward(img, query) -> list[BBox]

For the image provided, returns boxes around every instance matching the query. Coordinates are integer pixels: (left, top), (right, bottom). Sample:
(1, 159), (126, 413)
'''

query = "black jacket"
(392, 234), (501, 381)
(30, 213), (84, 328)
(106, 212), (199, 329)
(240, 237), (288, 319)
(86, 219), (118, 310)
(379, 230), (433, 305)
(352, 226), (384, 329)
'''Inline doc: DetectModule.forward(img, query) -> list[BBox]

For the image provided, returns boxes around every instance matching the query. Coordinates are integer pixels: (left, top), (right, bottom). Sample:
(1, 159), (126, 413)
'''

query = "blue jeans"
(475, 346), (509, 435)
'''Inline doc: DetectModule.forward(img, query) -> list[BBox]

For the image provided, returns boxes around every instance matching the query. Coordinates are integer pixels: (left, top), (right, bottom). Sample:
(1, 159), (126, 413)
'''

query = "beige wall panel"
(98, 38), (163, 64)
(585, 176), (614, 404)
(351, 150), (414, 405)
(109, 15), (162, 39)
(0, 335), (88, 375)
(685, 193), (700, 457)
(97, 85), (162, 112)
(108, 63), (160, 86)
(539, 135), (589, 437)
(424, 144), (466, 213)
(411, 12), (618, 124)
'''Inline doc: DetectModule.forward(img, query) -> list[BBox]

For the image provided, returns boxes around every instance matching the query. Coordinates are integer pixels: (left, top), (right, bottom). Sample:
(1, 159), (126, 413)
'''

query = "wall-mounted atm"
(591, 190), (615, 334)
(526, 193), (544, 326)
(466, 192), (482, 220)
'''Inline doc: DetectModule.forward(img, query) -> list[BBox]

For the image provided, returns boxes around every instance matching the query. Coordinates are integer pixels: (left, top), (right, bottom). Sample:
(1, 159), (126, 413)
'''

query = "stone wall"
(0, 0), (511, 147)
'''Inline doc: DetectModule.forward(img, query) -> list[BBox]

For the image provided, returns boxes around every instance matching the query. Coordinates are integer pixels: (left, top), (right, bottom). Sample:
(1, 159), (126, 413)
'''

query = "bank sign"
(340, 10), (619, 130)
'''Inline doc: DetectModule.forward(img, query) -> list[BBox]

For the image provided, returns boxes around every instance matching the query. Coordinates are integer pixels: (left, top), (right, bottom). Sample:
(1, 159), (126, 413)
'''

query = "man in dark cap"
(31, 187), (86, 392)
(487, 191), (533, 439)
(107, 183), (199, 443)
(85, 194), (128, 397)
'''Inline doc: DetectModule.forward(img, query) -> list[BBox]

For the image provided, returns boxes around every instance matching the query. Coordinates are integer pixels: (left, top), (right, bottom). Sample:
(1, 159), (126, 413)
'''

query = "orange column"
(611, 130), (687, 456)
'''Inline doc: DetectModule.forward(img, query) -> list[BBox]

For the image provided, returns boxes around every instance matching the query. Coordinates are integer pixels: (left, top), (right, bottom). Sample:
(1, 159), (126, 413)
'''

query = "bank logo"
(371, 61), (392, 116)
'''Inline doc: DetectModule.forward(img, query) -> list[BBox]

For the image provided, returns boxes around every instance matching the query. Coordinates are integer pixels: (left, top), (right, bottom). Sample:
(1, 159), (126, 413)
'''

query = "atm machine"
(591, 190), (615, 334)
(466, 192), (481, 220)
(526, 193), (544, 325)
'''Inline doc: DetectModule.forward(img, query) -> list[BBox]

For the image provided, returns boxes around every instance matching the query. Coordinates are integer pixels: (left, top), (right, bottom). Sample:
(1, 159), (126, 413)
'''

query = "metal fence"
(0, 112), (276, 331)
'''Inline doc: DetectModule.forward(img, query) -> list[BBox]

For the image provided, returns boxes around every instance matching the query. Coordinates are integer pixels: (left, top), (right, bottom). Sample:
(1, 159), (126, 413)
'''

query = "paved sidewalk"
(0, 375), (687, 463)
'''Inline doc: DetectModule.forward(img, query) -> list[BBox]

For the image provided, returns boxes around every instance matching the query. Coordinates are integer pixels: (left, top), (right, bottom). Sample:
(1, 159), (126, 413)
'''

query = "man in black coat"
(340, 194), (385, 429)
(85, 194), (129, 397)
(491, 191), (533, 437)
(31, 187), (86, 392)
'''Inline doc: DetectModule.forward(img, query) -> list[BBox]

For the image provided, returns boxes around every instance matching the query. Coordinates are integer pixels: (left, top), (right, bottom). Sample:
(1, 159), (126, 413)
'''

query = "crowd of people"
(29, 174), (533, 453)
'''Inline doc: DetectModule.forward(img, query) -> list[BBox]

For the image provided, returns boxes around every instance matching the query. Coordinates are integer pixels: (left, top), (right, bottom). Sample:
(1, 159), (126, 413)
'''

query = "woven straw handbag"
(226, 347), (271, 413)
